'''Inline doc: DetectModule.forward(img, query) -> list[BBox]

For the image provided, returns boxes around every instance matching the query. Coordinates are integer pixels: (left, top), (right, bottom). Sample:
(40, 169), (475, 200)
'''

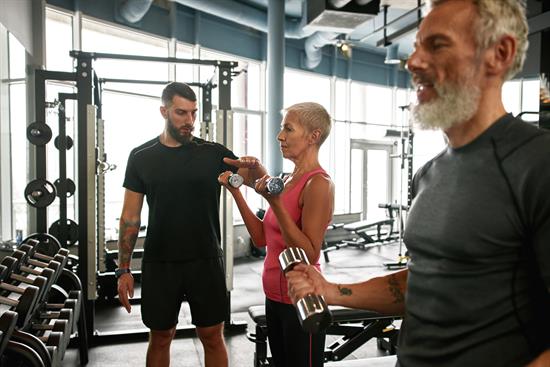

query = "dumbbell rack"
(0, 238), (86, 366)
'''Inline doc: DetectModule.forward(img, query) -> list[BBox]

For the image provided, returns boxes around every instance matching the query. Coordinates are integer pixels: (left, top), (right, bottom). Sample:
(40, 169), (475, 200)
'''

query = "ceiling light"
(336, 40), (353, 59)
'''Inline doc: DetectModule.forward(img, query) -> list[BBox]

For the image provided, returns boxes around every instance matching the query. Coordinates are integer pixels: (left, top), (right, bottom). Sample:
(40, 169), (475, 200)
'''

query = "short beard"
(166, 117), (194, 145)
(411, 75), (481, 131)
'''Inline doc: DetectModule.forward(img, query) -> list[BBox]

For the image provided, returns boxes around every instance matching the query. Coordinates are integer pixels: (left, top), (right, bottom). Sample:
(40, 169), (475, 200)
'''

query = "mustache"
(411, 73), (434, 87)
(179, 124), (195, 132)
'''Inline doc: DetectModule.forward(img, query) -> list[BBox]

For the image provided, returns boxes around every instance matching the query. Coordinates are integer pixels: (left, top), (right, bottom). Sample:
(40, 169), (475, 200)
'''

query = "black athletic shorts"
(141, 257), (228, 330)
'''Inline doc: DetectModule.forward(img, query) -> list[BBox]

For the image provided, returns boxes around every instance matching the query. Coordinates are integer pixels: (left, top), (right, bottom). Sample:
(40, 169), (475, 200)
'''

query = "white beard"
(411, 74), (481, 131)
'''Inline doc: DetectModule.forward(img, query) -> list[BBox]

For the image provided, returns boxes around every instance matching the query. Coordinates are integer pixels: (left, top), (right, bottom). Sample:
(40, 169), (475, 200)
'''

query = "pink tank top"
(262, 168), (330, 304)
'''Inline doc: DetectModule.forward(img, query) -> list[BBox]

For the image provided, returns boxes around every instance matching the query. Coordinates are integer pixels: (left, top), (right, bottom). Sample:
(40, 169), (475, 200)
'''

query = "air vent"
(304, 0), (381, 33)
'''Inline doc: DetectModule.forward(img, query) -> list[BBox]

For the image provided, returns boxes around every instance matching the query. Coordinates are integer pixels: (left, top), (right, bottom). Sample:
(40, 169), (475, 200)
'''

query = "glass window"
(10, 83), (28, 238)
(333, 120), (350, 214)
(283, 68), (331, 173)
(502, 80), (521, 116)
(284, 68), (330, 108)
(350, 82), (366, 122)
(366, 149), (389, 221)
(101, 91), (161, 231)
(82, 18), (169, 84)
(521, 79), (540, 122)
(246, 62), (261, 111)
(175, 42), (195, 83)
(46, 9), (73, 72)
(349, 148), (363, 213)
(334, 79), (348, 122)
(232, 112), (263, 220)
(365, 84), (393, 126)
(8, 33), (26, 79)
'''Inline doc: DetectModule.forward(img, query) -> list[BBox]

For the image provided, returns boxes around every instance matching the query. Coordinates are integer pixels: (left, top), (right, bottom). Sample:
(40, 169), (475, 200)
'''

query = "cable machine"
(30, 51), (241, 343)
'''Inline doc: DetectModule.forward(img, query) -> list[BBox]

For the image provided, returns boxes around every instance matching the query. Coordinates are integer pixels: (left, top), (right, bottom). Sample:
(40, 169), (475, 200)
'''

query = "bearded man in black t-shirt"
(116, 82), (264, 367)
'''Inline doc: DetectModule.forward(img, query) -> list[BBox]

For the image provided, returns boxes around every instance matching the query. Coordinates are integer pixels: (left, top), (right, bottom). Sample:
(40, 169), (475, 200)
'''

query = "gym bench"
(322, 219), (395, 262)
(247, 305), (399, 367)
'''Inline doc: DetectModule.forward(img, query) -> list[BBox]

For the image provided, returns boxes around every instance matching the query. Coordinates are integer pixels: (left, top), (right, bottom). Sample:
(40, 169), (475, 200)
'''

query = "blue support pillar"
(266, 0), (285, 176)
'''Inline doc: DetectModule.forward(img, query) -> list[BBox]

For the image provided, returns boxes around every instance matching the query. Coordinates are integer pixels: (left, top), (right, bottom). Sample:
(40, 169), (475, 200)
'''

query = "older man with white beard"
(286, 0), (550, 366)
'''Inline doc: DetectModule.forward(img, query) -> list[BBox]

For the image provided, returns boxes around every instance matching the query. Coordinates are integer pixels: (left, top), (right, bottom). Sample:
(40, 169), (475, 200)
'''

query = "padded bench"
(247, 305), (399, 367)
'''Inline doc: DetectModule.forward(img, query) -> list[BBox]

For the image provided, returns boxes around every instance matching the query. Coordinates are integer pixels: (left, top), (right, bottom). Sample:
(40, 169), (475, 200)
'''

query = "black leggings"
(266, 298), (326, 367)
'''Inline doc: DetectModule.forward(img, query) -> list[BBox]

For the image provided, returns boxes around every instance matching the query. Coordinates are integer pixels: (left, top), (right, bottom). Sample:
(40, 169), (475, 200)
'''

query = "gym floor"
(61, 241), (404, 366)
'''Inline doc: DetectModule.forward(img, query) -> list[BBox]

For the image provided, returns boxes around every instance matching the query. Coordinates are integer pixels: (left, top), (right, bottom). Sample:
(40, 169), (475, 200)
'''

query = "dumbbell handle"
(0, 295), (18, 307)
(0, 281), (27, 294)
(278, 247), (332, 333)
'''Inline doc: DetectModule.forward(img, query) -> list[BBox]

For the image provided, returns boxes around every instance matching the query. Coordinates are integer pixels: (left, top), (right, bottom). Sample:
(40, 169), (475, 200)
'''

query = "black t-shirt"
(123, 136), (238, 262)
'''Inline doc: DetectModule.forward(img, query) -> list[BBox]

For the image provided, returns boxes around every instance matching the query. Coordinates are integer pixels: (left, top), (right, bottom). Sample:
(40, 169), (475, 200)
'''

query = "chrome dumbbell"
(229, 174), (284, 195)
(228, 173), (245, 188)
(279, 247), (332, 333)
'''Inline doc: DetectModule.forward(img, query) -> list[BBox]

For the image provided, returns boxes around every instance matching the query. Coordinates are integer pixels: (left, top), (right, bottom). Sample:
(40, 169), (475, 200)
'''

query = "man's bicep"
(120, 189), (144, 220)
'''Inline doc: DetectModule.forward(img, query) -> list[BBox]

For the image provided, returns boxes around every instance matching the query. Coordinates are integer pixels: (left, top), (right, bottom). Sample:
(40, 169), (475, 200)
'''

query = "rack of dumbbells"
(0, 235), (86, 366)
(18, 67), (90, 364)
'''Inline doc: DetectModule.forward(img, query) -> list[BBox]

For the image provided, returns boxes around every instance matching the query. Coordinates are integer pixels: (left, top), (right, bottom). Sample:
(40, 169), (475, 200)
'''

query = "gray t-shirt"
(397, 115), (550, 367)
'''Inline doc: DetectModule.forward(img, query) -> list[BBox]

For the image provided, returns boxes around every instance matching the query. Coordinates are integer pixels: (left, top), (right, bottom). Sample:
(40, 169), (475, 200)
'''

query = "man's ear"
(160, 105), (167, 119)
(484, 34), (516, 78)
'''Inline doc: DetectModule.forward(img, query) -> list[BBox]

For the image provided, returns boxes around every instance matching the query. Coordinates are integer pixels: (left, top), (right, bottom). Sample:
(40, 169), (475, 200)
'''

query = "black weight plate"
(24, 179), (56, 208)
(22, 233), (62, 257)
(54, 178), (76, 198)
(54, 135), (73, 150)
(26, 122), (52, 146)
(48, 219), (79, 246)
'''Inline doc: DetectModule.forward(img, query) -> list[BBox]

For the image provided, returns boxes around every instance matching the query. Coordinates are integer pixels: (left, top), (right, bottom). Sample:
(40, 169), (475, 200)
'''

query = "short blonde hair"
(429, 0), (529, 80)
(283, 102), (332, 146)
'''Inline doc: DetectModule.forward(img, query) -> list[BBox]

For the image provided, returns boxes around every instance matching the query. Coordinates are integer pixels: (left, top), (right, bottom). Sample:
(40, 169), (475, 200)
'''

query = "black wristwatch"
(115, 268), (131, 278)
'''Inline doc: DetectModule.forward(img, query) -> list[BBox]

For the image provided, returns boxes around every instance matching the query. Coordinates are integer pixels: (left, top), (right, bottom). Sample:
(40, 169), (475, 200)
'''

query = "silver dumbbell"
(279, 247), (332, 333)
(228, 173), (245, 188)
(254, 177), (284, 195)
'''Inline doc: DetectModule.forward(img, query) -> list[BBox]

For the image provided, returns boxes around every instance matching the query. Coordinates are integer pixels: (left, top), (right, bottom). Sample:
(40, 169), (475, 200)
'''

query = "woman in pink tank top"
(220, 102), (334, 367)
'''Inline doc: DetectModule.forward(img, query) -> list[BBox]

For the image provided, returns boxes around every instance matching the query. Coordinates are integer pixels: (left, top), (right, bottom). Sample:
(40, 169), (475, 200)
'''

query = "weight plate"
(24, 179), (56, 208)
(26, 122), (52, 146)
(22, 233), (62, 257)
(48, 219), (79, 246)
(54, 178), (76, 198)
(54, 135), (73, 150)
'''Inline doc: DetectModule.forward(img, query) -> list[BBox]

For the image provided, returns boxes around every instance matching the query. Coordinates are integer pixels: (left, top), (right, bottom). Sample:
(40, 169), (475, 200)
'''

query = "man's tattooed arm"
(118, 219), (140, 268)
(388, 273), (405, 304)
(337, 284), (353, 296)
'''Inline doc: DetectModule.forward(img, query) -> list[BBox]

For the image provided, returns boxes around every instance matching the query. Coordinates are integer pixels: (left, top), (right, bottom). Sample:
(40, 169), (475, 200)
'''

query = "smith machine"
(29, 51), (243, 344)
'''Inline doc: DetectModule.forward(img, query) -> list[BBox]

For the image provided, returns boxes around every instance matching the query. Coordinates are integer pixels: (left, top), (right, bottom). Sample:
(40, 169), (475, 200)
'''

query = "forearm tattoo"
(118, 219), (140, 266)
(338, 284), (352, 296)
(388, 274), (405, 304)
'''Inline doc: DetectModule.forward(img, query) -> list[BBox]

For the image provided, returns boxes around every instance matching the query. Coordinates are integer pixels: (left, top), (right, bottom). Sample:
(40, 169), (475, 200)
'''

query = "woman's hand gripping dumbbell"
(279, 247), (332, 333)
(224, 172), (284, 195)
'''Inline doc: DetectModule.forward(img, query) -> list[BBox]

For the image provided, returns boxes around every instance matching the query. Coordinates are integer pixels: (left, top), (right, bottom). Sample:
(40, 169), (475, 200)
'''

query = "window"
(82, 18), (169, 84)
(46, 9), (73, 72)
(283, 69), (331, 173)
(232, 112), (263, 220)
(7, 33), (28, 240)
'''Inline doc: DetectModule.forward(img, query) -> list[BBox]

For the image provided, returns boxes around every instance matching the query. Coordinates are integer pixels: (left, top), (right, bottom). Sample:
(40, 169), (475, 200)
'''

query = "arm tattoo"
(388, 274), (405, 304)
(118, 219), (140, 267)
(338, 284), (352, 296)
